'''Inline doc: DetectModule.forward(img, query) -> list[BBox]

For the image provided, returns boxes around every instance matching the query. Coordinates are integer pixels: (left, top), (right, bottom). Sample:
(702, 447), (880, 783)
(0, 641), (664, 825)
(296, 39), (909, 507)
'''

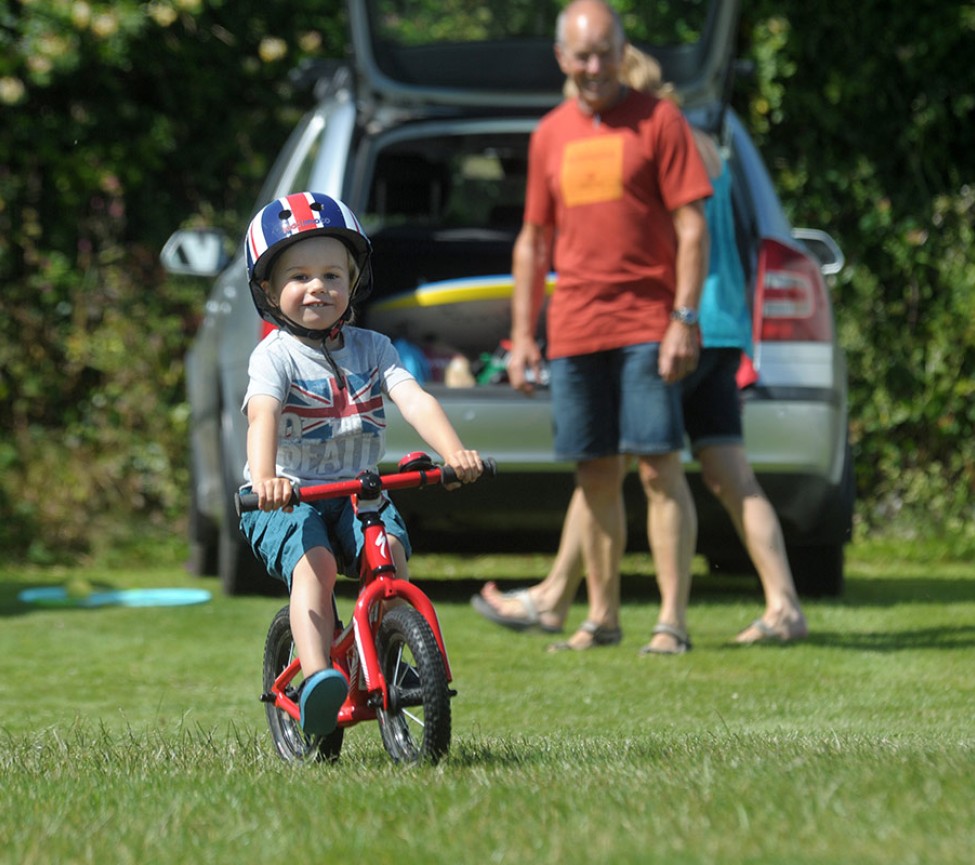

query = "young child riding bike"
(238, 191), (484, 737)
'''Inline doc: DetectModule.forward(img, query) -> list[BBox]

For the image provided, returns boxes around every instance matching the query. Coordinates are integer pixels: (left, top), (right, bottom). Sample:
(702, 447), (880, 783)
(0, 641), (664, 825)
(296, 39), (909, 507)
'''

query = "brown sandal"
(547, 620), (622, 653)
(638, 623), (692, 656)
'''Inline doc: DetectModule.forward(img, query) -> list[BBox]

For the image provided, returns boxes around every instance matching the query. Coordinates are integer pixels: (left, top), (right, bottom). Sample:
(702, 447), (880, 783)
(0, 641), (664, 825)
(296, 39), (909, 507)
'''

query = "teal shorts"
(239, 494), (412, 588)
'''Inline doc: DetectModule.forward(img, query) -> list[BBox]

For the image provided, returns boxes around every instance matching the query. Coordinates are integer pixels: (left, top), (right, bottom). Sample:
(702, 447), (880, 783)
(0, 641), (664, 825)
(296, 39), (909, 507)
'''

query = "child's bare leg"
(289, 546), (338, 675)
(390, 536), (409, 581)
(384, 536), (410, 610)
(289, 546), (347, 735)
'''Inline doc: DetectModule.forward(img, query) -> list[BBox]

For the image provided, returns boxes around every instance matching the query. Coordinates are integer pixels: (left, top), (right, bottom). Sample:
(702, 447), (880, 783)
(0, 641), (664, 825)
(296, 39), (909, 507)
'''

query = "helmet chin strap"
(320, 336), (347, 392)
(252, 275), (363, 391)
(272, 311), (349, 391)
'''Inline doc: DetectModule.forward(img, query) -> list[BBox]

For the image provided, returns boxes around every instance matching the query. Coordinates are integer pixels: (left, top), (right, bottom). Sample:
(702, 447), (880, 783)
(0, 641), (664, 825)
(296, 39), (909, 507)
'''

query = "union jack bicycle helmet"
(244, 191), (373, 336)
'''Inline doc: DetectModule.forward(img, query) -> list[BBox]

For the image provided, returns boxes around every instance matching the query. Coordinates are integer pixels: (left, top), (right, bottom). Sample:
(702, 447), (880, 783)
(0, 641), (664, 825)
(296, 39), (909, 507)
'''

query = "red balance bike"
(236, 453), (495, 765)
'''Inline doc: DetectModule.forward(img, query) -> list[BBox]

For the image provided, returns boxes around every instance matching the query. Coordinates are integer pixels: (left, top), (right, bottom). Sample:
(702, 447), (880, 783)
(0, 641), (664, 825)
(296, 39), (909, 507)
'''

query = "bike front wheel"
(375, 605), (452, 764)
(263, 605), (344, 763)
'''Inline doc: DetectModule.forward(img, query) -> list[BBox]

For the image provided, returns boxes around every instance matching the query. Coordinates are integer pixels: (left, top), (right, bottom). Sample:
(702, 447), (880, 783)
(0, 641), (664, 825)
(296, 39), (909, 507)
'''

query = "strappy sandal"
(734, 616), (808, 645)
(470, 588), (563, 633)
(547, 619), (623, 652)
(638, 623), (692, 656)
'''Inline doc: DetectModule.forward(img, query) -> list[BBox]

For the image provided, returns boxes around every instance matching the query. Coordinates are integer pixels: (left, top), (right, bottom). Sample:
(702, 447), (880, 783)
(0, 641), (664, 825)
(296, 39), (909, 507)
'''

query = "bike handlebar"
(235, 457), (497, 516)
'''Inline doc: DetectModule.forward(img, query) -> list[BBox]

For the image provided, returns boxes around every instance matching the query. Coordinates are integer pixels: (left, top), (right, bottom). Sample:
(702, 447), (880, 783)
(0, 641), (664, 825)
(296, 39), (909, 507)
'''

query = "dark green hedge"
(0, 1), (972, 560)
(0, 1), (347, 559)
(737, 0), (975, 543)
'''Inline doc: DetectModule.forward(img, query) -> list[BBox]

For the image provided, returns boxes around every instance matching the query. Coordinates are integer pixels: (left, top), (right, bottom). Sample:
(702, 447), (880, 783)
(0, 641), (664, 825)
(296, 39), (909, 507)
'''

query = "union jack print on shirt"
(284, 369), (387, 441)
(284, 373), (386, 438)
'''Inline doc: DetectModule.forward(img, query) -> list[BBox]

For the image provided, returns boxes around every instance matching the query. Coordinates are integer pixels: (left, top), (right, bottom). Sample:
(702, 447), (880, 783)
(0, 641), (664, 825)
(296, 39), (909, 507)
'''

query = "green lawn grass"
(1, 537), (973, 865)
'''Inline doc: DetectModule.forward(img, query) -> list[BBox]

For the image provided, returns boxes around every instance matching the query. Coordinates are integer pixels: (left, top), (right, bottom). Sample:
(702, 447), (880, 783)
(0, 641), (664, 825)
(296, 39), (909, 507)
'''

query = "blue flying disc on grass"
(18, 586), (212, 608)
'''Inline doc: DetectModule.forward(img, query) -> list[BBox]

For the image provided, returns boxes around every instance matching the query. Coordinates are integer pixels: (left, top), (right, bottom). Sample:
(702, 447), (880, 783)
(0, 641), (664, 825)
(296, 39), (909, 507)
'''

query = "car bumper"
(382, 386), (851, 549)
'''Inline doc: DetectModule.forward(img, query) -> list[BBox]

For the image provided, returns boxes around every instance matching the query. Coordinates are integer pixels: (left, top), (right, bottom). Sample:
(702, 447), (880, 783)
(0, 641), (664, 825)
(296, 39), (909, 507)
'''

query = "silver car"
(162, 0), (853, 597)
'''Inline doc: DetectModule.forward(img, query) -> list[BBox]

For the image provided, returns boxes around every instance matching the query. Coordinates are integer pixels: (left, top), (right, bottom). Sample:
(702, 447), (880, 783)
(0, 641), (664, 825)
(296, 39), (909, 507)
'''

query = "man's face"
(555, 5), (625, 114)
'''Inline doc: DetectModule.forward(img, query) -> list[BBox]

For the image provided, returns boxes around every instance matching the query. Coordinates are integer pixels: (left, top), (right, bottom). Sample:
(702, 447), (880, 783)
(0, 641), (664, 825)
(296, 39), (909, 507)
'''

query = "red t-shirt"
(524, 91), (712, 358)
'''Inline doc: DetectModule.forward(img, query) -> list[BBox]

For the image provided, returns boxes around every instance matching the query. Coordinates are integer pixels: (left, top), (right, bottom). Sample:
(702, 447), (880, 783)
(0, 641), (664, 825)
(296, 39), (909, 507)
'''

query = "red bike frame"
(252, 457), (467, 729)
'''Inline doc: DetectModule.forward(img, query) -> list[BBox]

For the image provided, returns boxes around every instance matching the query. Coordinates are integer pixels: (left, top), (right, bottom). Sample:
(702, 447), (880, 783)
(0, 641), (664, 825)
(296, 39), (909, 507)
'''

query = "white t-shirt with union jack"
(241, 327), (414, 484)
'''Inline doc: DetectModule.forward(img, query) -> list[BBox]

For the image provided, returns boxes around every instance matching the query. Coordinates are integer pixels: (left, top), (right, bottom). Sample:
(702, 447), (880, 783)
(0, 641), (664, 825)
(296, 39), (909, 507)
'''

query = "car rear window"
(364, 0), (718, 93)
(362, 134), (528, 233)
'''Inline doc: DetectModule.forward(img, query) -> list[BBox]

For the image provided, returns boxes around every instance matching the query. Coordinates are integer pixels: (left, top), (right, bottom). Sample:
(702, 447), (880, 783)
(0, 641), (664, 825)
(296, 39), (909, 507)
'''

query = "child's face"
(262, 236), (353, 333)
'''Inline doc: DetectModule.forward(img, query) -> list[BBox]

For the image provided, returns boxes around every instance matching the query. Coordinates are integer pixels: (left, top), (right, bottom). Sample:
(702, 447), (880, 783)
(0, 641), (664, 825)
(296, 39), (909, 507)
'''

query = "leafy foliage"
(0, 0), (972, 559)
(0, 0), (346, 559)
(736, 0), (975, 537)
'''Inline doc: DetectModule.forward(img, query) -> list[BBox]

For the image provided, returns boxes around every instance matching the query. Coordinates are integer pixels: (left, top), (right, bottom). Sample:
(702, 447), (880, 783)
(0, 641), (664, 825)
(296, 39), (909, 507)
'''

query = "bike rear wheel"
(263, 605), (344, 763)
(376, 605), (452, 764)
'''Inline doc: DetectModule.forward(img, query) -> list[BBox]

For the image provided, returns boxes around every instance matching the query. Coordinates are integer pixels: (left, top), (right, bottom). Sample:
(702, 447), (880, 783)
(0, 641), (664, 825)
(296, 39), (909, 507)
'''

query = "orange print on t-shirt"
(560, 134), (624, 207)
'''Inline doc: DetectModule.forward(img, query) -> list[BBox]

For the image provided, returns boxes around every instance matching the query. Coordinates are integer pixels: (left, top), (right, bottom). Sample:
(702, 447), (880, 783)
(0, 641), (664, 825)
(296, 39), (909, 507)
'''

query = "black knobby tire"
(187, 475), (219, 577)
(788, 543), (845, 598)
(262, 605), (344, 763)
(375, 606), (452, 764)
(788, 442), (854, 598)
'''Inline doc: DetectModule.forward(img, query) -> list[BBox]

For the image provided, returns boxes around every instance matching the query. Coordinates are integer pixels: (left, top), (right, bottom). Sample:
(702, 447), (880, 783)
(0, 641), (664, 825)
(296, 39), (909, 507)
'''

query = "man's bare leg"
(638, 452), (696, 653)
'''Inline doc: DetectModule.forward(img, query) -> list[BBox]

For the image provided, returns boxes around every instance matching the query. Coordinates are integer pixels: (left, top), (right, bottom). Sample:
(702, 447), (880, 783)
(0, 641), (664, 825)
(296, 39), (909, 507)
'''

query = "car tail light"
(753, 238), (833, 343)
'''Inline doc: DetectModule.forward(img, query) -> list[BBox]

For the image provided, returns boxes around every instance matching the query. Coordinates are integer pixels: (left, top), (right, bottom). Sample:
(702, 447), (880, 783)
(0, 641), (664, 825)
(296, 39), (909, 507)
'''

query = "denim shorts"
(548, 342), (684, 462)
(681, 348), (744, 452)
(239, 494), (412, 589)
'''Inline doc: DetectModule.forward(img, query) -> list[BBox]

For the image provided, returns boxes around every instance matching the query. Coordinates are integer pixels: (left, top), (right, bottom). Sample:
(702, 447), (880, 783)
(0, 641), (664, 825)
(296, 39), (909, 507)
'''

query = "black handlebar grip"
(235, 491), (259, 516)
(441, 457), (497, 486)
(235, 484), (301, 516)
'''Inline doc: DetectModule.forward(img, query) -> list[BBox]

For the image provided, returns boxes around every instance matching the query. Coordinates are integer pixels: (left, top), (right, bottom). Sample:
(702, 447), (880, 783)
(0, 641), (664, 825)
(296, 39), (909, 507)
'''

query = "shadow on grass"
(804, 624), (975, 651)
(841, 576), (975, 606)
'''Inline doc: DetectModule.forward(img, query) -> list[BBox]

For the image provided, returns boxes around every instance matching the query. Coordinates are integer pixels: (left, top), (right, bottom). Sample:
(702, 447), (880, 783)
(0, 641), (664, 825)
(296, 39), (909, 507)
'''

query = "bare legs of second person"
(478, 486), (594, 633)
(479, 452), (697, 652)
(696, 445), (807, 642)
(545, 455), (627, 650)
(476, 444), (807, 645)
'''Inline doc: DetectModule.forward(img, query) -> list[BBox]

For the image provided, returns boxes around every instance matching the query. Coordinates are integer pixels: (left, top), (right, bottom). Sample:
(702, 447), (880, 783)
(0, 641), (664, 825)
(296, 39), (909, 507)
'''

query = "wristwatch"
(670, 306), (699, 327)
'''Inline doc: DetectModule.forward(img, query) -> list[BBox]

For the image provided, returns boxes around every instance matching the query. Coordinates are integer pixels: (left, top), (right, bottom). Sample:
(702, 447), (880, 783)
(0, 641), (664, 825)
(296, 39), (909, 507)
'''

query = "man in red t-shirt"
(506, 0), (712, 653)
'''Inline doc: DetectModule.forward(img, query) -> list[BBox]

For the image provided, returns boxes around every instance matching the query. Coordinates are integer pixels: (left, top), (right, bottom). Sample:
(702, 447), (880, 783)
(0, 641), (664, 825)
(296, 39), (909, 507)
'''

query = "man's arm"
(659, 200), (709, 384)
(508, 221), (553, 393)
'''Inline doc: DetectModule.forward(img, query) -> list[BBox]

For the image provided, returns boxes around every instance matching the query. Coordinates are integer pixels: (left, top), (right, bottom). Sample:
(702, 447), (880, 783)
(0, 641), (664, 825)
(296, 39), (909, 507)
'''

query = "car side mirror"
(791, 227), (845, 277)
(160, 228), (232, 277)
